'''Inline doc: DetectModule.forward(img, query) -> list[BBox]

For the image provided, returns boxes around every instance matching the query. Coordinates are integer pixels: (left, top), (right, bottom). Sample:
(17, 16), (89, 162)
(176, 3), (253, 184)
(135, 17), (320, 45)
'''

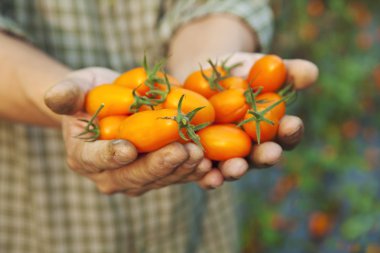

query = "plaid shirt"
(0, 1), (273, 252)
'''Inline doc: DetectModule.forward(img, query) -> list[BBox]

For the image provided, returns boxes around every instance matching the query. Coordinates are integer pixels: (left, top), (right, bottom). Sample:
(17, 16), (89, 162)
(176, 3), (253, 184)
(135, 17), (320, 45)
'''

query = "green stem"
(161, 95), (209, 150)
(75, 103), (104, 141)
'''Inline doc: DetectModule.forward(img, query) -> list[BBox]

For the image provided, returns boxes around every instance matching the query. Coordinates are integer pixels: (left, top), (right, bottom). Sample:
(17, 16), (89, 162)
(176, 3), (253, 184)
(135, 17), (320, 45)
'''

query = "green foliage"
(241, 0), (380, 252)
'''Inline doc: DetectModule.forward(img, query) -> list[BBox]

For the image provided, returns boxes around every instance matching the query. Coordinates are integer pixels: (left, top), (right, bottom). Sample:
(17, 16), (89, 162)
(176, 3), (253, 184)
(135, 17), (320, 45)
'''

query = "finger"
(66, 139), (138, 174)
(221, 52), (264, 77)
(250, 142), (283, 169)
(182, 158), (213, 182)
(150, 143), (204, 187)
(284, 59), (319, 90)
(44, 78), (87, 115)
(122, 145), (205, 194)
(44, 67), (120, 115)
(95, 142), (189, 194)
(197, 169), (224, 189)
(219, 158), (249, 181)
(277, 115), (304, 150)
(221, 53), (319, 90)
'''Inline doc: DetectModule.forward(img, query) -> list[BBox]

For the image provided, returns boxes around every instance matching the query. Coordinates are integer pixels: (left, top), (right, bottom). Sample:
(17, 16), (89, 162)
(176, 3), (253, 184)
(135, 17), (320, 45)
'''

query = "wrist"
(167, 14), (258, 81)
(0, 32), (72, 127)
(21, 64), (71, 128)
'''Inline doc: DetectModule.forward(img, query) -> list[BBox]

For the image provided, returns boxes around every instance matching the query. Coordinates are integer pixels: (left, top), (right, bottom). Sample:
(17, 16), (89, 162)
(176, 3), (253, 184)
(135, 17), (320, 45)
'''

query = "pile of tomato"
(80, 55), (296, 161)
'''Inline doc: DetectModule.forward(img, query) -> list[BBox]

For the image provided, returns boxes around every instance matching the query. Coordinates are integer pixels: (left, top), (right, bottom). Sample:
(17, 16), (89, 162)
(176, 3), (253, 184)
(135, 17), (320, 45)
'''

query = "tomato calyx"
(128, 55), (174, 112)
(200, 60), (225, 92)
(141, 54), (166, 90)
(76, 103), (105, 141)
(130, 74), (171, 112)
(278, 84), (297, 104)
(160, 95), (209, 149)
(220, 55), (243, 76)
(238, 87), (287, 144)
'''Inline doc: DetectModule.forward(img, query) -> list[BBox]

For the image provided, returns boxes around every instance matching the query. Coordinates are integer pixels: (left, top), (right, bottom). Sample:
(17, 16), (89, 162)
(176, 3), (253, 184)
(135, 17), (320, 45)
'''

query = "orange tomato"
(308, 212), (332, 238)
(163, 87), (215, 125)
(242, 106), (280, 143)
(138, 103), (164, 112)
(209, 88), (249, 124)
(198, 124), (251, 161)
(98, 115), (127, 140)
(247, 55), (287, 93)
(85, 84), (134, 119)
(256, 92), (286, 119)
(117, 109), (180, 153)
(114, 67), (180, 96)
(113, 67), (148, 95)
(156, 72), (181, 87)
(183, 66), (227, 98)
(219, 76), (248, 90)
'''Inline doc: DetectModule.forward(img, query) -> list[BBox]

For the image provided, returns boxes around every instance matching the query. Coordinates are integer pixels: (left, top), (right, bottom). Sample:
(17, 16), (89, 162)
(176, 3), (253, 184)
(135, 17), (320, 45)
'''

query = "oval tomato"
(138, 103), (164, 112)
(163, 87), (215, 125)
(308, 212), (332, 238)
(183, 66), (227, 98)
(99, 115), (127, 140)
(256, 92), (286, 119)
(219, 76), (248, 90)
(85, 84), (134, 119)
(247, 55), (287, 93)
(117, 109), (180, 153)
(155, 71), (181, 88)
(113, 67), (148, 95)
(242, 106), (280, 143)
(113, 67), (180, 96)
(209, 88), (249, 124)
(198, 124), (251, 161)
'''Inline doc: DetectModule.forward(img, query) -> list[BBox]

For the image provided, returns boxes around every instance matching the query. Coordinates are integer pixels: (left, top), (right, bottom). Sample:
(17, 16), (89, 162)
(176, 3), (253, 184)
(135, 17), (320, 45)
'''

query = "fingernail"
(111, 140), (138, 164)
(222, 159), (248, 179)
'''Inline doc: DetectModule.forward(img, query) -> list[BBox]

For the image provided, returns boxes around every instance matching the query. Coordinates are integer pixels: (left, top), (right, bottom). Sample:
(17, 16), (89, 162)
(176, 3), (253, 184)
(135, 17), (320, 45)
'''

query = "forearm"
(167, 14), (258, 81)
(0, 32), (70, 127)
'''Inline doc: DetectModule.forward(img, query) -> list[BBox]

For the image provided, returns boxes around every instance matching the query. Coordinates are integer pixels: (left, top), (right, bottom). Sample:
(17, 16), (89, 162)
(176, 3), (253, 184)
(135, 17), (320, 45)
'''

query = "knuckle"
(113, 168), (144, 187)
(80, 144), (110, 173)
(186, 143), (204, 166)
(79, 149), (96, 168)
(66, 157), (80, 172)
(148, 143), (189, 172)
(147, 157), (176, 178)
(163, 142), (189, 163)
(175, 165), (197, 179)
(95, 143), (115, 165)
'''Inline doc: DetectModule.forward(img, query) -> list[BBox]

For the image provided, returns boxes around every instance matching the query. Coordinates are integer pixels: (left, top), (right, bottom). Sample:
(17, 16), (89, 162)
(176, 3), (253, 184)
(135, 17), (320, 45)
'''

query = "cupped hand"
(195, 53), (319, 188)
(44, 53), (319, 194)
(44, 67), (214, 196)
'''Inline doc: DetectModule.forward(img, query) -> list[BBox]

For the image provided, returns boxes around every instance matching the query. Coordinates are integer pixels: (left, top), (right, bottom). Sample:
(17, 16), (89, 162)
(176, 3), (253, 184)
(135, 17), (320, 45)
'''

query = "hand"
(195, 52), (319, 187)
(44, 67), (216, 196)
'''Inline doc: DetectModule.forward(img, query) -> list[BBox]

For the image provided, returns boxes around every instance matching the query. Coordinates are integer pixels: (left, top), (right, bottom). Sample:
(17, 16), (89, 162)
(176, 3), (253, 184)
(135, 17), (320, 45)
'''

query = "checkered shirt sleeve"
(0, 1), (273, 252)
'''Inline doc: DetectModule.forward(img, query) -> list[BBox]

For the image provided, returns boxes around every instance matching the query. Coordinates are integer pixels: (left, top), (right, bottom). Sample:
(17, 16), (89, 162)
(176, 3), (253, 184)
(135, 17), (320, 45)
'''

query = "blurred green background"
(239, 0), (380, 252)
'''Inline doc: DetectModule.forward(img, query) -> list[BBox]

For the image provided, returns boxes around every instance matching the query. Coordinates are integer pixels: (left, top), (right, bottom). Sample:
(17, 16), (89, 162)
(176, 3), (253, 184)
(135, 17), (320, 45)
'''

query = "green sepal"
(220, 55), (243, 76)
(75, 103), (104, 142)
(162, 94), (208, 150)
(193, 122), (211, 132)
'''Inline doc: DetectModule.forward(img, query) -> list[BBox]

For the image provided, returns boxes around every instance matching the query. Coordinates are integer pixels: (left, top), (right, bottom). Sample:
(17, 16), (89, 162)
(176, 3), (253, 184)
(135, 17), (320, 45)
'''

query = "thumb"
(284, 59), (319, 90)
(44, 78), (87, 115)
(44, 67), (120, 115)
(66, 139), (138, 174)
